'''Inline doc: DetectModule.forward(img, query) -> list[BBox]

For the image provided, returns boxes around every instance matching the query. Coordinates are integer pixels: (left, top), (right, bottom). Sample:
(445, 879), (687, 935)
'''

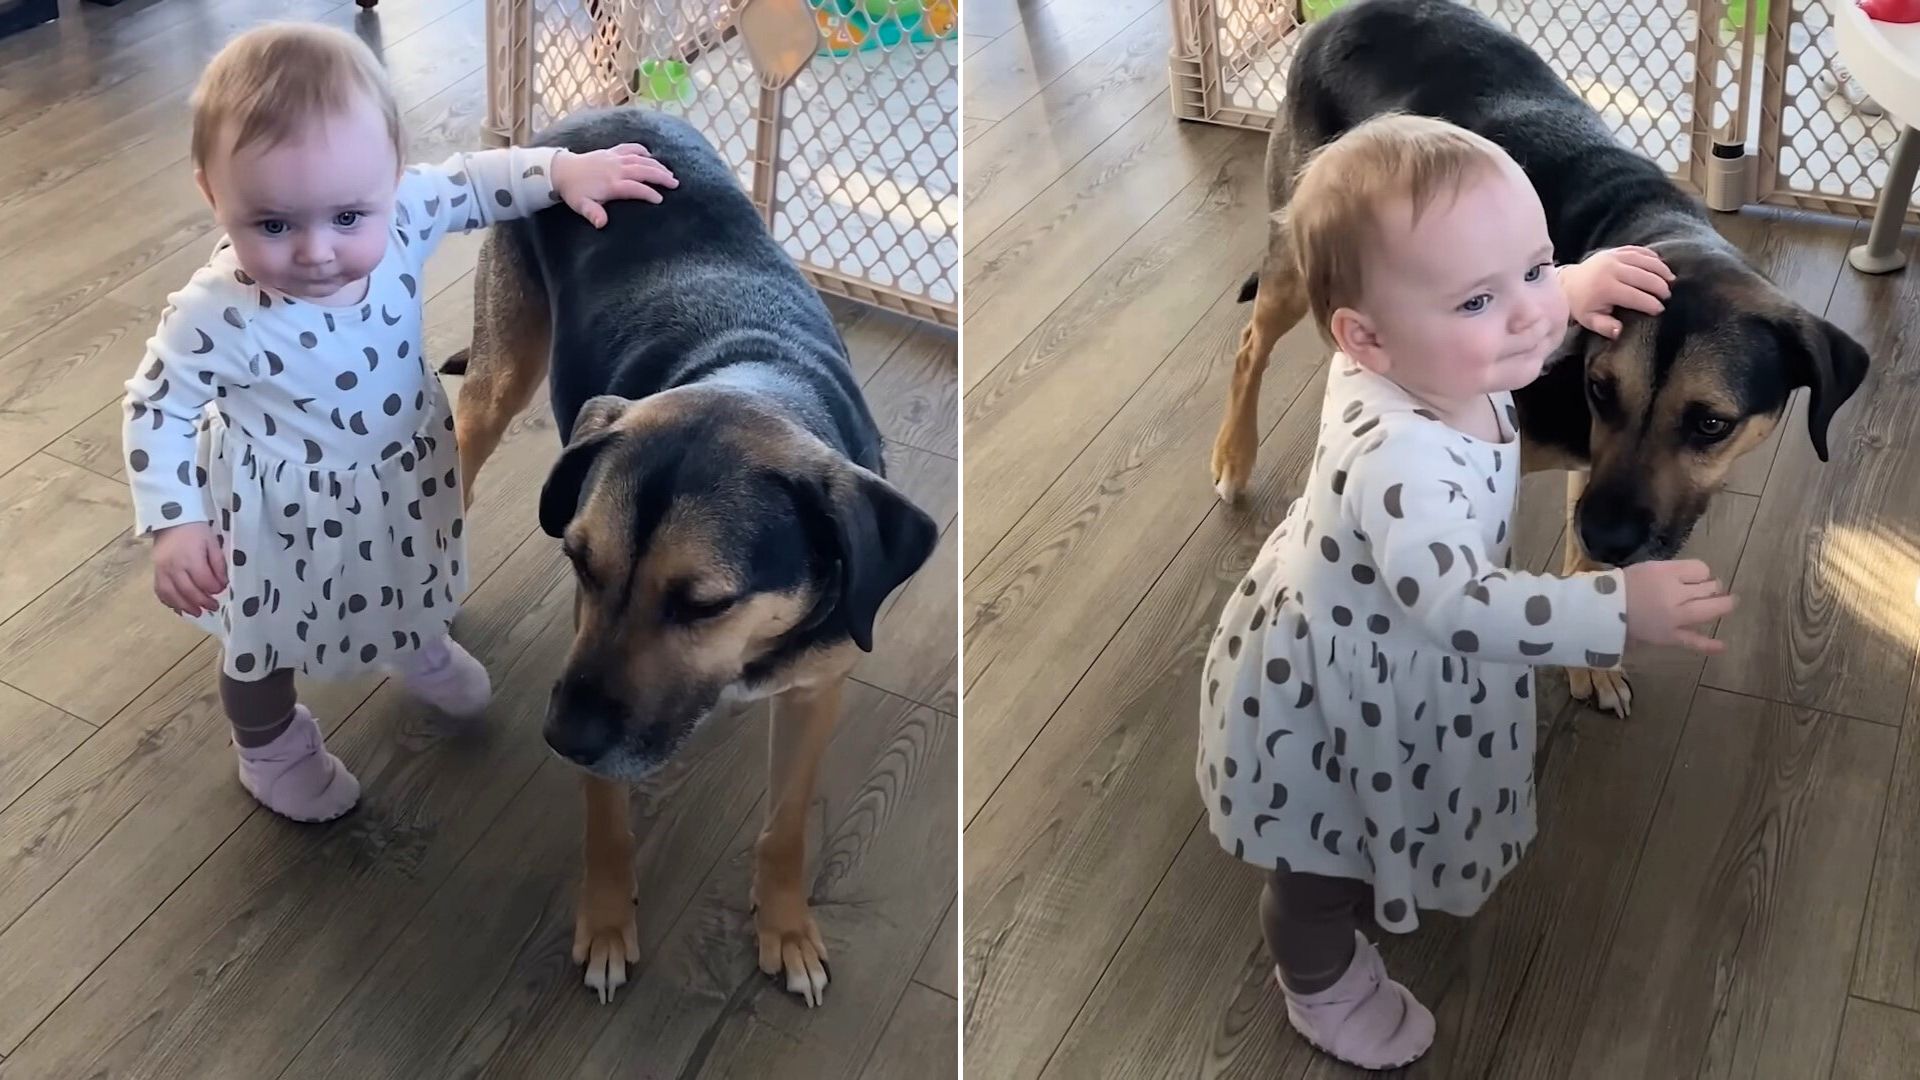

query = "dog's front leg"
(574, 770), (640, 1004)
(753, 676), (841, 1007)
(1559, 470), (1633, 716)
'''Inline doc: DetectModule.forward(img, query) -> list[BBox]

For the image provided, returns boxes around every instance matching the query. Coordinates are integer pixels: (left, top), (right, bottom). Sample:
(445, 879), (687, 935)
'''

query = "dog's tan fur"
(452, 231), (850, 1004)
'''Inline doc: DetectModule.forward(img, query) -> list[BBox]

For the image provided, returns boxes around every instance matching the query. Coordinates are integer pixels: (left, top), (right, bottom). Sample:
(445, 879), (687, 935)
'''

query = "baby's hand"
(1621, 558), (1735, 655)
(152, 522), (227, 617)
(1559, 246), (1674, 339)
(552, 144), (679, 227)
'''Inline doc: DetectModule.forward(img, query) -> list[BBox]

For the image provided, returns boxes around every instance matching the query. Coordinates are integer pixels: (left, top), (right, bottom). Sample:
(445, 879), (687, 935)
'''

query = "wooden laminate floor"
(0, 0), (958, 1075)
(961, 2), (1920, 1077)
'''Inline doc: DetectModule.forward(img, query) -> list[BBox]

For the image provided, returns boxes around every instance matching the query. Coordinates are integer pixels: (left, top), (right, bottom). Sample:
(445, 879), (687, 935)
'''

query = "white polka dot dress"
(1198, 355), (1629, 932)
(121, 148), (564, 681)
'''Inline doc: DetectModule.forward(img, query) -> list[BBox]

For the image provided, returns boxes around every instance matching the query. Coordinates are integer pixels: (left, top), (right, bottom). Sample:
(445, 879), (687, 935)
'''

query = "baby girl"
(122, 23), (675, 822)
(1197, 113), (1737, 1069)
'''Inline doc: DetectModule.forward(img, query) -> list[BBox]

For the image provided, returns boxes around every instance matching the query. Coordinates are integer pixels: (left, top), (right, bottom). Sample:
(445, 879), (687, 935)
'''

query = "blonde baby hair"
(190, 23), (403, 172)
(1286, 113), (1516, 340)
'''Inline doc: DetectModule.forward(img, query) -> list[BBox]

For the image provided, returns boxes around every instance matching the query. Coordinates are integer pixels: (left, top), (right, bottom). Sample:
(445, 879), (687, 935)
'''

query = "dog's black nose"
(544, 679), (622, 765)
(1578, 503), (1653, 566)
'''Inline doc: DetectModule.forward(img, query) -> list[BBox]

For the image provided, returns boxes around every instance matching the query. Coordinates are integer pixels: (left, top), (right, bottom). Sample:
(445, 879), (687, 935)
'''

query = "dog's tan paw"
(1567, 666), (1632, 717)
(573, 881), (639, 1004)
(754, 895), (830, 1008)
(1211, 421), (1258, 504)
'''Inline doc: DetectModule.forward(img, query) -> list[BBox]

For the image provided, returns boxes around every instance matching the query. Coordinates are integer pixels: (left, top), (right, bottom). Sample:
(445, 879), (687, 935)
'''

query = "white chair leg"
(1851, 125), (1920, 274)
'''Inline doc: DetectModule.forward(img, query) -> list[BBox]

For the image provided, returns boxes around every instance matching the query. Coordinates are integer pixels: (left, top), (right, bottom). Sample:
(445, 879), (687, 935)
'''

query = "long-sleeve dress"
(1198, 354), (1629, 932)
(121, 147), (563, 680)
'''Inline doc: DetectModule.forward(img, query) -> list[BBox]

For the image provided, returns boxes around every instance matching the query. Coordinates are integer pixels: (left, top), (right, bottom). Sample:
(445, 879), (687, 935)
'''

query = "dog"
(1213, 0), (1869, 717)
(446, 108), (940, 1005)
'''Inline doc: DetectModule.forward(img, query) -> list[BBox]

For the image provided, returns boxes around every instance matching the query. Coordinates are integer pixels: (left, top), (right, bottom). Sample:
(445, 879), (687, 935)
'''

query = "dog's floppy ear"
(804, 464), (939, 652)
(540, 396), (632, 537)
(1769, 316), (1870, 462)
(539, 429), (616, 538)
(567, 394), (631, 442)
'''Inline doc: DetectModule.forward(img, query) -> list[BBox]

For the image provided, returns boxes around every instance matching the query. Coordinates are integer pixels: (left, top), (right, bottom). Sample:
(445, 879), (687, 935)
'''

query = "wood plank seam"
(962, 3), (1172, 252)
(961, 350), (1323, 825)
(961, 256), (1282, 581)
(265, 755), (556, 1079)
(964, 91), (1164, 255)
(1029, 815), (1205, 1079)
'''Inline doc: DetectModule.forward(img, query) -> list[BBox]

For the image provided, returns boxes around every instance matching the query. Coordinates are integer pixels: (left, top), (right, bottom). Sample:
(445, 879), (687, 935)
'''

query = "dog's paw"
(1211, 421), (1258, 504)
(754, 898), (830, 1008)
(573, 883), (639, 1004)
(1567, 666), (1633, 717)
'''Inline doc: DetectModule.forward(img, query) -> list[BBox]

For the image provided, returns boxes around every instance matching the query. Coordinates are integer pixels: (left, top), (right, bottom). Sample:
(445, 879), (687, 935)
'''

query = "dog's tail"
(1237, 272), (1259, 304)
(439, 349), (469, 375)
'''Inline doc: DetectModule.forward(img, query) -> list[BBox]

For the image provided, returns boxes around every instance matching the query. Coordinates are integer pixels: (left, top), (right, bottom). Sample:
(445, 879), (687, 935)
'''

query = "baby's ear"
(193, 168), (214, 210)
(1331, 308), (1388, 374)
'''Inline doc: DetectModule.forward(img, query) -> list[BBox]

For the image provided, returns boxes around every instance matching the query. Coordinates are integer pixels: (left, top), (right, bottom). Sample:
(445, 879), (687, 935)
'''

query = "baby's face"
(1349, 162), (1569, 406)
(198, 94), (400, 306)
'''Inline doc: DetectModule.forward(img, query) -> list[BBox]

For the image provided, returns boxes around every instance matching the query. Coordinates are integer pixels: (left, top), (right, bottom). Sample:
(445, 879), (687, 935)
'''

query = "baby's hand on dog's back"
(1622, 558), (1736, 655)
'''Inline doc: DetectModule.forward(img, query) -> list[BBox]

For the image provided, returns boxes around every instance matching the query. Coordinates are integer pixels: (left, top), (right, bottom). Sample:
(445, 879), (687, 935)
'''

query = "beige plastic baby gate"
(485, 0), (960, 326)
(1165, 0), (1920, 224)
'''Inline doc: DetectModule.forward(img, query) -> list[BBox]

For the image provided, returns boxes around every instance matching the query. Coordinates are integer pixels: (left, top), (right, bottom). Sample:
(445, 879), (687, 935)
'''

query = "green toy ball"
(631, 59), (695, 105)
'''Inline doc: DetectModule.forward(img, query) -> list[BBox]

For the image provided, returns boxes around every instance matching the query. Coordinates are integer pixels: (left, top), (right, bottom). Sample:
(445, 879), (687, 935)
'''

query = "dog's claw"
(1567, 666), (1633, 717)
(1211, 426), (1255, 505)
(756, 904), (830, 1008)
(574, 888), (640, 1004)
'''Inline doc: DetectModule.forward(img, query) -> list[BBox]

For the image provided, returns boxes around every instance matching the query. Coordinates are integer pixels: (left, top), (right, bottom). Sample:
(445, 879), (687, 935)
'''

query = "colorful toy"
(631, 58), (697, 104)
(808, 0), (957, 57)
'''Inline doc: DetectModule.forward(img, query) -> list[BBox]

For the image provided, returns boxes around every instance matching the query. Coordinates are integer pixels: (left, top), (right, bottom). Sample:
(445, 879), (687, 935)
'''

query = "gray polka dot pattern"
(1198, 355), (1626, 934)
(120, 146), (562, 679)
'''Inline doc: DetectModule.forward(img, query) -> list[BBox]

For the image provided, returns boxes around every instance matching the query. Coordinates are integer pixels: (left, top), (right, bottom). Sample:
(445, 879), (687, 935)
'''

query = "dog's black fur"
(451, 110), (937, 778)
(1244, 0), (1869, 564)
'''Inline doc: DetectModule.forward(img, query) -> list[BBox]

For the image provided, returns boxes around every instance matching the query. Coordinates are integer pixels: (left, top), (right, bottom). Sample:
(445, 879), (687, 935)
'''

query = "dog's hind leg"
(1212, 123), (1310, 504)
(451, 230), (551, 510)
(1559, 470), (1634, 717)
(753, 675), (842, 1008)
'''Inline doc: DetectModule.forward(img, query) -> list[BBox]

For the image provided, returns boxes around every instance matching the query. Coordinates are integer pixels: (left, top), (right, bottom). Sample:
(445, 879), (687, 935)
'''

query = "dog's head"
(536, 387), (939, 780)
(1562, 242), (1868, 564)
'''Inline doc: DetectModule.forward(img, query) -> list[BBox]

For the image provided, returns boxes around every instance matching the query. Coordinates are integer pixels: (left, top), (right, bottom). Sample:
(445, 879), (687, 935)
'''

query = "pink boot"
(1280, 932), (1434, 1070)
(394, 637), (491, 721)
(235, 706), (361, 823)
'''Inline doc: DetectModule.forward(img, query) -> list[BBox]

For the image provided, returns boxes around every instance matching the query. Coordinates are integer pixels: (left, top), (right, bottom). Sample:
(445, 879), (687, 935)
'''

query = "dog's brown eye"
(674, 593), (738, 623)
(562, 543), (596, 586)
(1694, 416), (1732, 440)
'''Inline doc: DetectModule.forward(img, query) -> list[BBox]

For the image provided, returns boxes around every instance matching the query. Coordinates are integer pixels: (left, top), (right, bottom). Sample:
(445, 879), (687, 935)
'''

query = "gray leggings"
(219, 670), (298, 748)
(1262, 870), (1375, 994)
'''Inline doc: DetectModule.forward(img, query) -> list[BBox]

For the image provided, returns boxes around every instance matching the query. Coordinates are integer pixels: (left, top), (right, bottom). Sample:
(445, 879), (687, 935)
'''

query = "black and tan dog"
(447, 108), (939, 1004)
(1215, 0), (1869, 716)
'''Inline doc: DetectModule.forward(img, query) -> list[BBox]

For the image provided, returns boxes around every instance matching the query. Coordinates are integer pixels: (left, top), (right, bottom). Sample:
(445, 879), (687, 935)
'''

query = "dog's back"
(1287, 0), (1708, 260)
(505, 110), (880, 470)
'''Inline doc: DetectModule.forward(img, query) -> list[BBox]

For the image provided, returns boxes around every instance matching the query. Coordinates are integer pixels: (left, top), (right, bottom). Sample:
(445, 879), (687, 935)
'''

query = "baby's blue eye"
(334, 211), (362, 228)
(1524, 262), (1551, 282)
(1459, 294), (1491, 314)
(259, 220), (288, 236)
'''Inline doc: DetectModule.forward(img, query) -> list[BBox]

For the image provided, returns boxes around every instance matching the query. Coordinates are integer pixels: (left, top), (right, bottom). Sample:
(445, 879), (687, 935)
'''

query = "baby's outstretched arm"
(1345, 426), (1629, 669)
(398, 144), (677, 255)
